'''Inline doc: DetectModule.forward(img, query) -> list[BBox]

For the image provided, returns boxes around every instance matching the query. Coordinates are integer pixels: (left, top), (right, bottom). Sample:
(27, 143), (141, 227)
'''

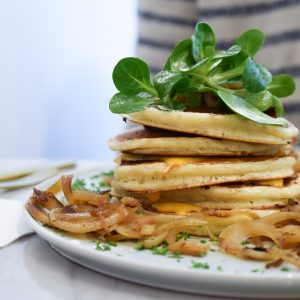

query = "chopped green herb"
(241, 240), (250, 245)
(198, 252), (207, 258)
(108, 241), (118, 247)
(168, 252), (183, 262)
(90, 170), (114, 179)
(281, 267), (290, 272)
(251, 269), (260, 273)
(209, 248), (217, 252)
(200, 239), (207, 244)
(176, 232), (190, 241)
(217, 265), (223, 272)
(99, 181), (111, 187)
(72, 179), (86, 191)
(192, 261), (210, 269)
(95, 242), (111, 251)
(135, 243), (145, 250)
(168, 252), (183, 261)
(152, 245), (168, 255)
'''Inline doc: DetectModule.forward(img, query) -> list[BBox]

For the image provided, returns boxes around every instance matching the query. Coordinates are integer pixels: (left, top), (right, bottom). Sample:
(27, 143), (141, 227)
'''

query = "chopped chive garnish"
(152, 245), (168, 255)
(108, 241), (118, 247)
(95, 242), (111, 251)
(135, 243), (145, 250)
(176, 232), (190, 241)
(72, 179), (86, 191)
(90, 170), (114, 179)
(168, 253), (183, 261)
(192, 261), (210, 269)
(251, 269), (260, 273)
(241, 240), (250, 245)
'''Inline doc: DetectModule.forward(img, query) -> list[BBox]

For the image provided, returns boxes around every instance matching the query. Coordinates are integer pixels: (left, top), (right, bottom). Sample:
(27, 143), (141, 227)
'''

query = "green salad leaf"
(235, 29), (265, 57)
(217, 90), (287, 126)
(267, 74), (296, 97)
(164, 39), (195, 72)
(153, 71), (190, 99)
(112, 57), (156, 96)
(109, 92), (155, 114)
(109, 22), (296, 126)
(192, 22), (216, 62)
(242, 57), (272, 93)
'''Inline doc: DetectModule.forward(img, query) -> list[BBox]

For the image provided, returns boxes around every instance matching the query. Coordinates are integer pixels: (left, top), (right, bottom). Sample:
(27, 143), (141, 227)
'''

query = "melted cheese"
(144, 192), (161, 203)
(153, 202), (200, 215)
(162, 157), (205, 174)
(163, 157), (204, 166)
(255, 178), (284, 187)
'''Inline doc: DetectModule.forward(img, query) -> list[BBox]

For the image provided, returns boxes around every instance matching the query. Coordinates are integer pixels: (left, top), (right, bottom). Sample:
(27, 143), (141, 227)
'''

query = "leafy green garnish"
(192, 22), (216, 62)
(216, 90), (287, 126)
(109, 92), (155, 114)
(242, 57), (272, 93)
(112, 57), (156, 96)
(235, 29), (265, 57)
(164, 39), (195, 72)
(110, 22), (296, 125)
(268, 74), (296, 97)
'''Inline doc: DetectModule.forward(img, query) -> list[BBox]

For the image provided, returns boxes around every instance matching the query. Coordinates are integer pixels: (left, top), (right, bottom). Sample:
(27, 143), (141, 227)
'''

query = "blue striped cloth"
(137, 0), (300, 127)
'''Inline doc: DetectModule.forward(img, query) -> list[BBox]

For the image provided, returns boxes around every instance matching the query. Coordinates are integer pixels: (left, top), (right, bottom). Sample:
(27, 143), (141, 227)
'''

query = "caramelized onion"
(168, 240), (209, 256)
(219, 209), (300, 267)
(25, 174), (300, 268)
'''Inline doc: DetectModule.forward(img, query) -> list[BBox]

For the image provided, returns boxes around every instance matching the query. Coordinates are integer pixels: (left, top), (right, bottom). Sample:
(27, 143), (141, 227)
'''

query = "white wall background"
(0, 0), (137, 160)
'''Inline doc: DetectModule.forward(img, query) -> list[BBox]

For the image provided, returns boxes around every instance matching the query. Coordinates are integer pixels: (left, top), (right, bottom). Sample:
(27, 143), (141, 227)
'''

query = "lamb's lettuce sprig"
(109, 22), (295, 126)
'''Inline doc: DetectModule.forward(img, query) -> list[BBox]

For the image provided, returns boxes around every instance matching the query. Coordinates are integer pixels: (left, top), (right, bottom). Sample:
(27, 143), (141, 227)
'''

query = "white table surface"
(0, 159), (236, 300)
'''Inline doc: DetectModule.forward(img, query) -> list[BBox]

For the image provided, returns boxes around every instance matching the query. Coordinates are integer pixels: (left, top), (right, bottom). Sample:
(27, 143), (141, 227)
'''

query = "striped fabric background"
(136, 0), (300, 128)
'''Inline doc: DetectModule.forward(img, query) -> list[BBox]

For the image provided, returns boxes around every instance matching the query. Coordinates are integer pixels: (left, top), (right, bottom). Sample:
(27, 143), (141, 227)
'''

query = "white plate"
(24, 163), (300, 299)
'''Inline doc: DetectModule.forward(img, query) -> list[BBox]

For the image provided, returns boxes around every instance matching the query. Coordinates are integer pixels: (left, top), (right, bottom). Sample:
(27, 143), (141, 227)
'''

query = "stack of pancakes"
(108, 108), (300, 236)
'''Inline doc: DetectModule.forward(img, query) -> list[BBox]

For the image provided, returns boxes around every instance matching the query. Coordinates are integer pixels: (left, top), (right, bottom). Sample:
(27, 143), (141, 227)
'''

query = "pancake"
(108, 126), (284, 156)
(112, 174), (300, 210)
(114, 154), (296, 192)
(125, 108), (298, 145)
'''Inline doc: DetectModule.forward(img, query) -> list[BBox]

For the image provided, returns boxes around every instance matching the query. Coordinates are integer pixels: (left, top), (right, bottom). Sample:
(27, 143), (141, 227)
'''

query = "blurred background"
(0, 0), (137, 160)
(1, 0), (299, 161)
